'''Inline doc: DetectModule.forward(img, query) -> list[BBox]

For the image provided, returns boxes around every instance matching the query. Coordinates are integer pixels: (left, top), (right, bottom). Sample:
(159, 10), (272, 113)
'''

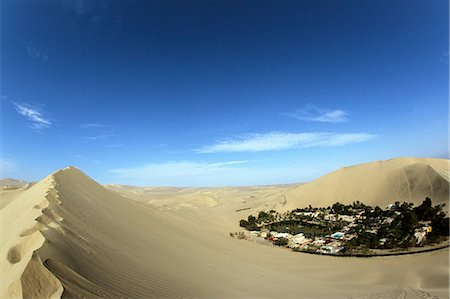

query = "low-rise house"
(291, 233), (305, 241)
(324, 214), (337, 221)
(414, 230), (427, 245)
(330, 232), (345, 239)
(414, 226), (432, 245)
(422, 226), (432, 233)
(299, 239), (312, 247)
(387, 203), (397, 210)
(338, 215), (355, 223)
(272, 232), (292, 239)
(288, 233), (312, 248)
(259, 231), (269, 238)
(344, 233), (357, 241)
(317, 243), (344, 254)
(383, 217), (394, 224)
(312, 238), (326, 246)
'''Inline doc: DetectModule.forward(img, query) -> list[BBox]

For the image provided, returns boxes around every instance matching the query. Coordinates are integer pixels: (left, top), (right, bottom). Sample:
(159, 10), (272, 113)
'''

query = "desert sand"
(1, 157), (449, 298)
(0, 179), (28, 190)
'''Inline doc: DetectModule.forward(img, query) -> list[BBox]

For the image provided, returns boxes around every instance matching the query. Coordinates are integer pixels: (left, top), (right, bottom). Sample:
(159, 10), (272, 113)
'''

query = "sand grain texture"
(1, 158), (449, 298)
(0, 175), (63, 299)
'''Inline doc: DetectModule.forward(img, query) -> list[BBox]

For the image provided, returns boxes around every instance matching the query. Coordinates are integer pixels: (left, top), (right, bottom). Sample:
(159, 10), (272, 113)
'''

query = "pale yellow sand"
(0, 175), (63, 299)
(0, 178), (28, 190)
(1, 157), (449, 298)
(283, 157), (449, 212)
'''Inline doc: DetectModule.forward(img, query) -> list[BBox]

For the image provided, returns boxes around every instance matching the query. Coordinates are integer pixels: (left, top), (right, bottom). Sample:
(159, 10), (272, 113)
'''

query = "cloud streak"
(85, 130), (115, 141)
(80, 123), (115, 143)
(195, 132), (376, 153)
(109, 160), (322, 187)
(286, 106), (348, 123)
(108, 159), (335, 187)
(14, 103), (52, 129)
(110, 160), (251, 185)
(80, 123), (109, 129)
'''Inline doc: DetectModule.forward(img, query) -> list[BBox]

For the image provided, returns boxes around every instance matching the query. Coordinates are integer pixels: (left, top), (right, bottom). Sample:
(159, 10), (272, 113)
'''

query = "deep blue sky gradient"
(1, 0), (448, 186)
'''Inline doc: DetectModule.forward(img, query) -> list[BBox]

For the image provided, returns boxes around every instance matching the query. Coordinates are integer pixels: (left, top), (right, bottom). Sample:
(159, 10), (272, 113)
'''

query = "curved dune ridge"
(282, 157), (449, 212)
(0, 174), (63, 299)
(1, 158), (449, 298)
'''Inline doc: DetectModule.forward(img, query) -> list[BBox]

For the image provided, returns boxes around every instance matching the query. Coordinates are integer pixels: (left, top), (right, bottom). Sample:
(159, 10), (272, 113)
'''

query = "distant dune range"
(1, 157), (449, 298)
(283, 157), (449, 212)
(0, 178), (28, 190)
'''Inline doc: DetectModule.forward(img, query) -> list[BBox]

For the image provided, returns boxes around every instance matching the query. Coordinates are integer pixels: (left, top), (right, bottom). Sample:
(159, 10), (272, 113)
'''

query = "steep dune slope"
(38, 167), (211, 298)
(36, 163), (448, 298)
(4, 158), (449, 298)
(0, 175), (63, 299)
(282, 157), (449, 212)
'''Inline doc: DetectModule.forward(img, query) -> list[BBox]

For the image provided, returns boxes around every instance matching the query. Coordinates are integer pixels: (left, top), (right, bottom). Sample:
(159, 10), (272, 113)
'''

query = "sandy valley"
(1, 157), (449, 298)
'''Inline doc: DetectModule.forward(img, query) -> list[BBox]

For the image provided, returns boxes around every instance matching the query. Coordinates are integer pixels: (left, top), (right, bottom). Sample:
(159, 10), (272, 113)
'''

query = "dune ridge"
(0, 174), (63, 299)
(1, 158), (449, 298)
(281, 157), (449, 212)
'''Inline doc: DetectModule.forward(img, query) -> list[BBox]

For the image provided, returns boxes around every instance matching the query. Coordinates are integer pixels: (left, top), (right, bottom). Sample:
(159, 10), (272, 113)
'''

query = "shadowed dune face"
(39, 159), (448, 298)
(282, 158), (449, 212)
(2, 158), (449, 298)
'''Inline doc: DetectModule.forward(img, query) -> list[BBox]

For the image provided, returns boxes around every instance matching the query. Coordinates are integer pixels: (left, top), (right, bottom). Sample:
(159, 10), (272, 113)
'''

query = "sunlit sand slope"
(0, 175), (63, 299)
(38, 161), (448, 298)
(3, 157), (449, 298)
(282, 157), (449, 212)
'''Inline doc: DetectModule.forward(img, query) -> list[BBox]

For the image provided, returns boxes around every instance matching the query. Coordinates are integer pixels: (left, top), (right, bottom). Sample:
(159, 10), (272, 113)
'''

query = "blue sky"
(1, 0), (448, 186)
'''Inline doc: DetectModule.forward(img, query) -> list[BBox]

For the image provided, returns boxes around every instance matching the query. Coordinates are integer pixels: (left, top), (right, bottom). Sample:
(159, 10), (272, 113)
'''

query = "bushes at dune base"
(273, 237), (289, 246)
(239, 215), (258, 231)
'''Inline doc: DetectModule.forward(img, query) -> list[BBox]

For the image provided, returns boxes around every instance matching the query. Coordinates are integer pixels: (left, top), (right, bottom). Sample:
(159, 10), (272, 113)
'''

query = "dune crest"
(1, 157), (448, 298)
(282, 157), (449, 212)
(0, 174), (63, 299)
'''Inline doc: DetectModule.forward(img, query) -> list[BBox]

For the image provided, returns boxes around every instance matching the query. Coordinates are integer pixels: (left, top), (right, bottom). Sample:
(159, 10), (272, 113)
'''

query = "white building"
(317, 244), (343, 254)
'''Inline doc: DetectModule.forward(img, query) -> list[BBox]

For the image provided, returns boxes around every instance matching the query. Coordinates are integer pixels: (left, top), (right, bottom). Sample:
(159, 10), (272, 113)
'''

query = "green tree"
(273, 237), (289, 246)
(414, 197), (433, 221)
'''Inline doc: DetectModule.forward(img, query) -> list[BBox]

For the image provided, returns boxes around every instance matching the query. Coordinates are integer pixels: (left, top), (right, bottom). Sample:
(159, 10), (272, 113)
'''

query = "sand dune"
(282, 157), (449, 212)
(0, 178), (28, 190)
(1, 158), (449, 298)
(0, 174), (63, 299)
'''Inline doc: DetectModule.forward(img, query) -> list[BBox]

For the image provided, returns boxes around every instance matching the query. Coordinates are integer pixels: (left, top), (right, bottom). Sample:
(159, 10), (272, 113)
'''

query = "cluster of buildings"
(250, 230), (349, 254)
(246, 205), (435, 255)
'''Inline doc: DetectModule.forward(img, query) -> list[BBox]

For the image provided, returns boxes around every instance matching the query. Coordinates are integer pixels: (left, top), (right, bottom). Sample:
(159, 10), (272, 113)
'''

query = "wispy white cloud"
(111, 160), (249, 177)
(14, 103), (52, 130)
(109, 160), (330, 187)
(80, 123), (115, 142)
(286, 105), (348, 123)
(195, 132), (376, 153)
(80, 123), (109, 129)
(85, 130), (115, 141)
(110, 160), (249, 185)
(105, 143), (123, 148)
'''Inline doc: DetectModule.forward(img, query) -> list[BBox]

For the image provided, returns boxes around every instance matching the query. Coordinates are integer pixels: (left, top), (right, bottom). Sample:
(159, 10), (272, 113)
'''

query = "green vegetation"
(273, 237), (289, 246)
(238, 197), (449, 255)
